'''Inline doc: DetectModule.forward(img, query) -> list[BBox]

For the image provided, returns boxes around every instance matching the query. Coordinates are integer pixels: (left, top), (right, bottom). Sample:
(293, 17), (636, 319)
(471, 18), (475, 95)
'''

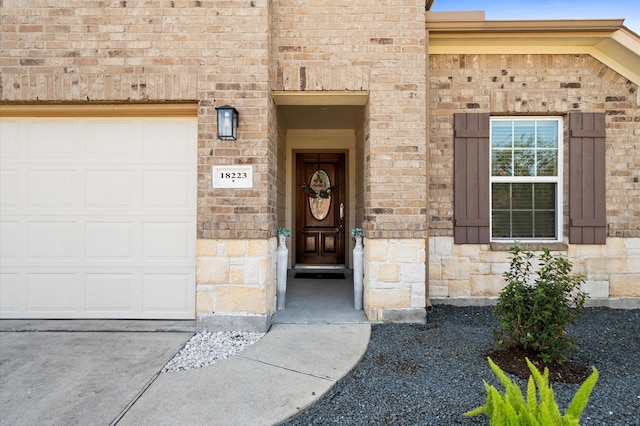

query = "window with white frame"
(490, 117), (563, 241)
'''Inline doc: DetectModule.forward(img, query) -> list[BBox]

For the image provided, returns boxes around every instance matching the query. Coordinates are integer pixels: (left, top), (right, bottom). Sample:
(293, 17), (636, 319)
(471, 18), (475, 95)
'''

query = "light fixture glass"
(215, 105), (239, 141)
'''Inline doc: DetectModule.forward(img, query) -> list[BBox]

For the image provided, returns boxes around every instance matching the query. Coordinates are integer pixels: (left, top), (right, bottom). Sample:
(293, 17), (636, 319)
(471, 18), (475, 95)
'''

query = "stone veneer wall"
(364, 238), (427, 321)
(429, 237), (640, 307)
(428, 54), (640, 306)
(196, 238), (277, 330)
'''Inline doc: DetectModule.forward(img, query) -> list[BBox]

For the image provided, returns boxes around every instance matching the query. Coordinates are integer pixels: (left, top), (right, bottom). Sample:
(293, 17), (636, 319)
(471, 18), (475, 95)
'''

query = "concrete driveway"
(0, 322), (193, 426)
(0, 319), (371, 426)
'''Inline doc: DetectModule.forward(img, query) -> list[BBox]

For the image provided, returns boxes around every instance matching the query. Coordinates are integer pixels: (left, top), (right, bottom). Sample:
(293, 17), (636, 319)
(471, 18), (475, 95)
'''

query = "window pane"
(534, 183), (556, 209)
(537, 149), (557, 176)
(514, 121), (535, 148)
(492, 121), (512, 148)
(512, 211), (533, 237)
(514, 149), (535, 176)
(492, 210), (511, 238)
(512, 183), (532, 209)
(537, 121), (558, 148)
(535, 211), (556, 238)
(492, 183), (511, 209)
(492, 150), (512, 176)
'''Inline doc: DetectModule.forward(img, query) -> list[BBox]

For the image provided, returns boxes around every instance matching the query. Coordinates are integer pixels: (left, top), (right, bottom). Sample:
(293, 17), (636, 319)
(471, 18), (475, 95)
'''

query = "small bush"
(492, 245), (588, 363)
(464, 357), (599, 425)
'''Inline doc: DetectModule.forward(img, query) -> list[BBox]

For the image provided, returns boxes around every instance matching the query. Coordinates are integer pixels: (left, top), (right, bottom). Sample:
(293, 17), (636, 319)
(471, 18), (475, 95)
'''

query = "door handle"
(340, 203), (344, 220)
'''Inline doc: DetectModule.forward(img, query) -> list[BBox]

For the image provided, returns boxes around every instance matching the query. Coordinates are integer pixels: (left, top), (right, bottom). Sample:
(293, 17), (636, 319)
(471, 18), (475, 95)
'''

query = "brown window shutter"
(569, 112), (606, 244)
(454, 113), (490, 244)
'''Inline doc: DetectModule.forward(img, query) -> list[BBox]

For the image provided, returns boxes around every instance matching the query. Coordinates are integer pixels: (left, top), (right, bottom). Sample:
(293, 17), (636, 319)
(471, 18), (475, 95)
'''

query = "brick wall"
(429, 54), (640, 239)
(1, 0), (274, 240)
(270, 0), (428, 240)
(3, 0), (429, 241)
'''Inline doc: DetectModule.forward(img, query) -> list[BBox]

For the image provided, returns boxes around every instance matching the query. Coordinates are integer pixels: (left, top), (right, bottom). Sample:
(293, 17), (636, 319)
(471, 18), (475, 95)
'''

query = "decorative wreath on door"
(300, 154), (337, 199)
(301, 155), (340, 220)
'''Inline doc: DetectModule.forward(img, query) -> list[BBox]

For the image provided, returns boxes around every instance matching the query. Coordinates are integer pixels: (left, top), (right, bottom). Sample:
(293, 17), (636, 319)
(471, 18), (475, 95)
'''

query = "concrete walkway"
(119, 323), (371, 426)
(0, 321), (370, 426)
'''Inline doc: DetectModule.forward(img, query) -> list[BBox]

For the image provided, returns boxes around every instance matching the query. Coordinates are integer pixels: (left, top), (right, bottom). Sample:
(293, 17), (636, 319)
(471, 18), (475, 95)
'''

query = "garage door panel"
(142, 121), (193, 159)
(85, 170), (135, 208)
(1, 170), (20, 208)
(0, 116), (196, 319)
(85, 121), (136, 158)
(0, 120), (20, 156)
(28, 121), (77, 157)
(27, 273), (78, 312)
(143, 170), (191, 208)
(27, 221), (75, 260)
(143, 274), (191, 312)
(28, 170), (77, 208)
(85, 274), (138, 312)
(84, 222), (135, 260)
(142, 222), (192, 261)
(1, 221), (21, 261)
(0, 273), (21, 312)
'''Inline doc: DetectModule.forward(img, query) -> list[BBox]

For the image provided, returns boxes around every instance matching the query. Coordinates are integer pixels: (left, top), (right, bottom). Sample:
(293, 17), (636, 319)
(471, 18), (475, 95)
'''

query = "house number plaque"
(212, 165), (253, 188)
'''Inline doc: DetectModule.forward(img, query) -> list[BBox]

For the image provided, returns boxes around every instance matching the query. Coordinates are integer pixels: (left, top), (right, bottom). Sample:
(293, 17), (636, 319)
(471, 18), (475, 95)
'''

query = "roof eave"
(426, 17), (640, 86)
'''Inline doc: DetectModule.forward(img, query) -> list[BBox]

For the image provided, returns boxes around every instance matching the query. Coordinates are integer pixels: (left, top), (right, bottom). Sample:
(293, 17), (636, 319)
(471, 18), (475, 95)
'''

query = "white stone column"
(276, 234), (288, 310)
(353, 235), (364, 310)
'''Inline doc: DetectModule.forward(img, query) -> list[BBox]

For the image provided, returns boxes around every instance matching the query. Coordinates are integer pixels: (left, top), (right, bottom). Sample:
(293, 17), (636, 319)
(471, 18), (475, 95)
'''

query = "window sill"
(490, 242), (568, 252)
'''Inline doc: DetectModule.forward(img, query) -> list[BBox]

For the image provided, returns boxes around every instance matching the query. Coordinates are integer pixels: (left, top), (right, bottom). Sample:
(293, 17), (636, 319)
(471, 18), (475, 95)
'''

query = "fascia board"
(426, 18), (625, 33)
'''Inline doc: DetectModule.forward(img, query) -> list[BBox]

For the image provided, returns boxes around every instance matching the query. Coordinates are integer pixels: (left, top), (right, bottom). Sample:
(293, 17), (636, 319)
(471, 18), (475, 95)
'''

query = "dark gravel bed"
(283, 305), (640, 425)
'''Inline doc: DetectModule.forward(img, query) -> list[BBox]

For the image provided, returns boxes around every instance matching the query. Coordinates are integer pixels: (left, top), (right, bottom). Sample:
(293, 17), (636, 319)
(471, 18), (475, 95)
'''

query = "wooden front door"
(296, 153), (346, 265)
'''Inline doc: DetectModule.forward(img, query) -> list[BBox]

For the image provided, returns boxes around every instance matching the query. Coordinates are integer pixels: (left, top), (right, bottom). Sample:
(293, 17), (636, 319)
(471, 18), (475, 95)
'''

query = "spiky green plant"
(465, 357), (598, 425)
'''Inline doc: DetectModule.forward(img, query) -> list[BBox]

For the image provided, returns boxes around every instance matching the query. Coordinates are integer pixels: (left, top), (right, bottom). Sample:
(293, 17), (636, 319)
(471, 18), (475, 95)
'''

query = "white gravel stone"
(162, 331), (264, 373)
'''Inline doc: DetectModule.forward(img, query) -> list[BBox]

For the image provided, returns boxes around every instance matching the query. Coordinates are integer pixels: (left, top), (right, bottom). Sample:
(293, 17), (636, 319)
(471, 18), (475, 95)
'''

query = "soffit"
(427, 17), (640, 85)
(278, 105), (364, 130)
(272, 91), (368, 130)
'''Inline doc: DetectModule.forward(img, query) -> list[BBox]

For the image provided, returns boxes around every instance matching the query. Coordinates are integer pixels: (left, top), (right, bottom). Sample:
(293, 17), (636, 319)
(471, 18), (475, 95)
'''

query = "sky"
(430, 0), (640, 34)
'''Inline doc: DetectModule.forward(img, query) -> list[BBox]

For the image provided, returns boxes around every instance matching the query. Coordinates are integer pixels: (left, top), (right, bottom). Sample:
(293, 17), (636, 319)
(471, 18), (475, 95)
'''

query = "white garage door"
(0, 116), (197, 319)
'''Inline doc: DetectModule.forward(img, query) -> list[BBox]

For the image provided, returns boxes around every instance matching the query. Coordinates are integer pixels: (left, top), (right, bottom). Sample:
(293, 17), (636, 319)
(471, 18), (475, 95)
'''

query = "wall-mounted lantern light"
(215, 105), (239, 141)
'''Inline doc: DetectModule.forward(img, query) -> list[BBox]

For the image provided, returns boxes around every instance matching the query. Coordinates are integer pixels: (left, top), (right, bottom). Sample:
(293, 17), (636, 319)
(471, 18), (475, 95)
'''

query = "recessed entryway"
(274, 91), (368, 322)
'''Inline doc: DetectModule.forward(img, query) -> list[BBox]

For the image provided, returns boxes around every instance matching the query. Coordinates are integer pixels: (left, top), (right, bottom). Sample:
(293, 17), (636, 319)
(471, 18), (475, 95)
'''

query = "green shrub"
(492, 245), (588, 363)
(464, 357), (599, 425)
